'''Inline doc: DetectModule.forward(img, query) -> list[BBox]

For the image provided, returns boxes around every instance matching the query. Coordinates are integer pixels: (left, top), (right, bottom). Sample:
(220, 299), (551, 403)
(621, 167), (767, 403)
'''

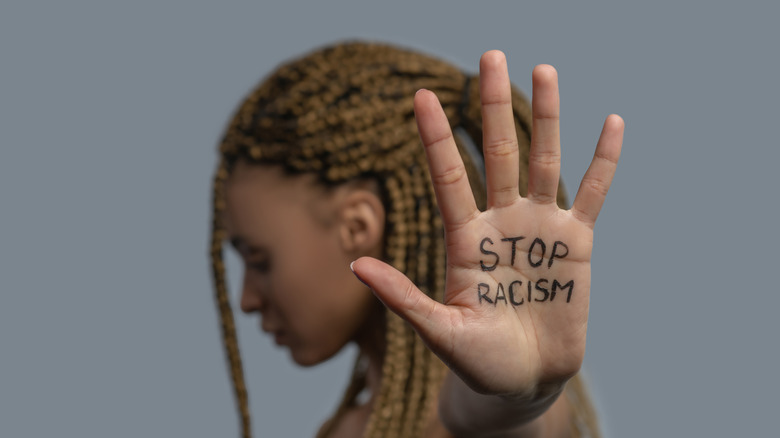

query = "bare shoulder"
(316, 403), (372, 438)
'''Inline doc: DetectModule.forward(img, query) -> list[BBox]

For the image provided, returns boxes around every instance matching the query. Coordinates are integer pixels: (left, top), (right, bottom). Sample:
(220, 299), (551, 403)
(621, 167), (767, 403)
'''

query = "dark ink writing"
(475, 235), (575, 306)
(527, 238), (546, 268)
(494, 283), (507, 305)
(553, 279), (575, 303)
(534, 279), (549, 302)
(500, 236), (525, 266)
(477, 283), (493, 304)
(476, 278), (575, 306)
(509, 280), (524, 306)
(480, 238), (499, 271)
(548, 241), (569, 268)
(477, 235), (571, 270)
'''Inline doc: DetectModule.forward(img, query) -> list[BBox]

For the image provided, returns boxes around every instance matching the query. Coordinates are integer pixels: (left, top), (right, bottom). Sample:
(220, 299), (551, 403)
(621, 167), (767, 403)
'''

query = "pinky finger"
(571, 114), (624, 227)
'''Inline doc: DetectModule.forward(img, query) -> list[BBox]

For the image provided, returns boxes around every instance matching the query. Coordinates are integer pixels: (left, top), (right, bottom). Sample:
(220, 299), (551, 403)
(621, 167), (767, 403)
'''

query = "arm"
(438, 371), (570, 438)
(352, 50), (623, 437)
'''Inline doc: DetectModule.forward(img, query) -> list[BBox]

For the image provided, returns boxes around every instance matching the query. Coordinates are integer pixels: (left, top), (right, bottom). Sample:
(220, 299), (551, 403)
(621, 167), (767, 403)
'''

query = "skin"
(222, 164), (386, 368)
(352, 51), (624, 437)
(223, 51), (624, 437)
(224, 165), (390, 436)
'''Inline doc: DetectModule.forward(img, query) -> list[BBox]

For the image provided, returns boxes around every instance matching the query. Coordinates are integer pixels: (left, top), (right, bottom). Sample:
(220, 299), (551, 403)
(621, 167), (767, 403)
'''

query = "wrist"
(496, 379), (567, 405)
(439, 372), (568, 438)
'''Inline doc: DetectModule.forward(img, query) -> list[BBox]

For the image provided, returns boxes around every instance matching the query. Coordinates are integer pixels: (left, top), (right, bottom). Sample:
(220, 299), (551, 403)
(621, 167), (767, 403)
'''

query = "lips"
(273, 332), (287, 346)
(260, 322), (287, 345)
(260, 318), (279, 333)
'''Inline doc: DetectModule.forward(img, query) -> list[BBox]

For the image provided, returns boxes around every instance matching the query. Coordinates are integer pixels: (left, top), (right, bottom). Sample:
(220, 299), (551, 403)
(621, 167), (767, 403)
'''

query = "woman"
(209, 41), (623, 437)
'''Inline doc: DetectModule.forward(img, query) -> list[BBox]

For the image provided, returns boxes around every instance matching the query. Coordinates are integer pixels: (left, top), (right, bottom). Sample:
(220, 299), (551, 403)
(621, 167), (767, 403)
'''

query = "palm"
(437, 199), (593, 395)
(353, 51), (623, 397)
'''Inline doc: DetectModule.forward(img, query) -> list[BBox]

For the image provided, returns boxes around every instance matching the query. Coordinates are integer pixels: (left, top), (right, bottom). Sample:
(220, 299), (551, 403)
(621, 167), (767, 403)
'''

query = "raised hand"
(352, 51), (623, 398)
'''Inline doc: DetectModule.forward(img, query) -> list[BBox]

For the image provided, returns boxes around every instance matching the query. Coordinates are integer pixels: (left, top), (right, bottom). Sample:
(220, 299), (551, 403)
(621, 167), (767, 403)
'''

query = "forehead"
(222, 162), (330, 240)
(227, 162), (320, 203)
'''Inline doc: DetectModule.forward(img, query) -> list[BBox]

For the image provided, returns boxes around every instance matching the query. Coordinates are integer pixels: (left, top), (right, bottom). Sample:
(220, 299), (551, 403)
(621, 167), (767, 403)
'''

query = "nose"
(239, 272), (264, 314)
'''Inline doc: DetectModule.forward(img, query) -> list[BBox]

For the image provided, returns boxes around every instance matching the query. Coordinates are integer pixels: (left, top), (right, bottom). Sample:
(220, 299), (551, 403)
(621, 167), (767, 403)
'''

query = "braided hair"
(209, 41), (600, 438)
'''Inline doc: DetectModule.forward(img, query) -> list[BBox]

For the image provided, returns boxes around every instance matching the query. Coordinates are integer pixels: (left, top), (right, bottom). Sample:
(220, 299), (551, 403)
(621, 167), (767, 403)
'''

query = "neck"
(353, 300), (386, 406)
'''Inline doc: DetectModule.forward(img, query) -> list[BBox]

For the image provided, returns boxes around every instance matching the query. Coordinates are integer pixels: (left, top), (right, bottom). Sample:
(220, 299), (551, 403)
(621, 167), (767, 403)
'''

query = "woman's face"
(222, 162), (382, 366)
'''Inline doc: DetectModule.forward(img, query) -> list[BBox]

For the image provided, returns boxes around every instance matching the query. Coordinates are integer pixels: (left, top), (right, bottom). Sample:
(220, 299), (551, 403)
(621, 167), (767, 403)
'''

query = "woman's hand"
(352, 50), (623, 399)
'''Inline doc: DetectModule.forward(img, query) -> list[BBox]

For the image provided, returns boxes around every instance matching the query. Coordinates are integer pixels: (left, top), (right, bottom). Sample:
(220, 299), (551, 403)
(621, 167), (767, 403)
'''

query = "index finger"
(414, 89), (479, 232)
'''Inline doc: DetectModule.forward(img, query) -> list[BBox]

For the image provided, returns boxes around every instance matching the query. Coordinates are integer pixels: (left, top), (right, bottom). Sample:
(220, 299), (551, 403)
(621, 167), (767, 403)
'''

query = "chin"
(288, 345), (342, 368)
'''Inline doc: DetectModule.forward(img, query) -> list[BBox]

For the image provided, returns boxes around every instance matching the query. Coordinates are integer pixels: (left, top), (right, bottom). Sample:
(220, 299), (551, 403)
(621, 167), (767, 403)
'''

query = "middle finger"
(480, 51), (521, 209)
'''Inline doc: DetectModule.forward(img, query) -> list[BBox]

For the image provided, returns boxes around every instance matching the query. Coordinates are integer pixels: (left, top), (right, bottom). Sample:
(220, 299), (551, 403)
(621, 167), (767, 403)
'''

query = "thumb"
(350, 256), (449, 339)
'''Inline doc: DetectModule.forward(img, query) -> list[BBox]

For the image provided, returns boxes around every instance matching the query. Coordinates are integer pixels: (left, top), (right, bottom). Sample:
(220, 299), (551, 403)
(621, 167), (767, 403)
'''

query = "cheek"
(270, 231), (348, 318)
(264, 201), (382, 361)
(271, 239), (372, 355)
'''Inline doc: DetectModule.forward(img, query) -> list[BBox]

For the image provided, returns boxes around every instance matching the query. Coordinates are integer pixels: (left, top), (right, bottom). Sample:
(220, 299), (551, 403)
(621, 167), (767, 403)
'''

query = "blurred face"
(222, 162), (382, 366)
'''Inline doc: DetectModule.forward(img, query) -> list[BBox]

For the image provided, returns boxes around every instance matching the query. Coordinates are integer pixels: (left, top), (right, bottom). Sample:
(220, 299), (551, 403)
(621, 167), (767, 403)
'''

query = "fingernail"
(350, 260), (370, 287)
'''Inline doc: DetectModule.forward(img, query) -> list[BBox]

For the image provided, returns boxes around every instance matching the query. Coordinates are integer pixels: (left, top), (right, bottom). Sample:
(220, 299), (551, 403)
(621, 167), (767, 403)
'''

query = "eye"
(247, 258), (271, 273)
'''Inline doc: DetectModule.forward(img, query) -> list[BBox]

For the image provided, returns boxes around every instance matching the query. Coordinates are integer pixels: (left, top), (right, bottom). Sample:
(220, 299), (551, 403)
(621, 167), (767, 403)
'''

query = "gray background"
(1, 1), (778, 436)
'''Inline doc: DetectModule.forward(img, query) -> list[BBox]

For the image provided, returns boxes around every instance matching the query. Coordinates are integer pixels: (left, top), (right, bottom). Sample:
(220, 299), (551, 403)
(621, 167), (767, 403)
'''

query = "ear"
(337, 189), (385, 256)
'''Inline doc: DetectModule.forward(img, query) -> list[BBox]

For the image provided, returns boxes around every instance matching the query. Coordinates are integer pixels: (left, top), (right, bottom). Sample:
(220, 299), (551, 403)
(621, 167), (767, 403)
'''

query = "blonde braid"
(210, 41), (599, 438)
(210, 162), (252, 438)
